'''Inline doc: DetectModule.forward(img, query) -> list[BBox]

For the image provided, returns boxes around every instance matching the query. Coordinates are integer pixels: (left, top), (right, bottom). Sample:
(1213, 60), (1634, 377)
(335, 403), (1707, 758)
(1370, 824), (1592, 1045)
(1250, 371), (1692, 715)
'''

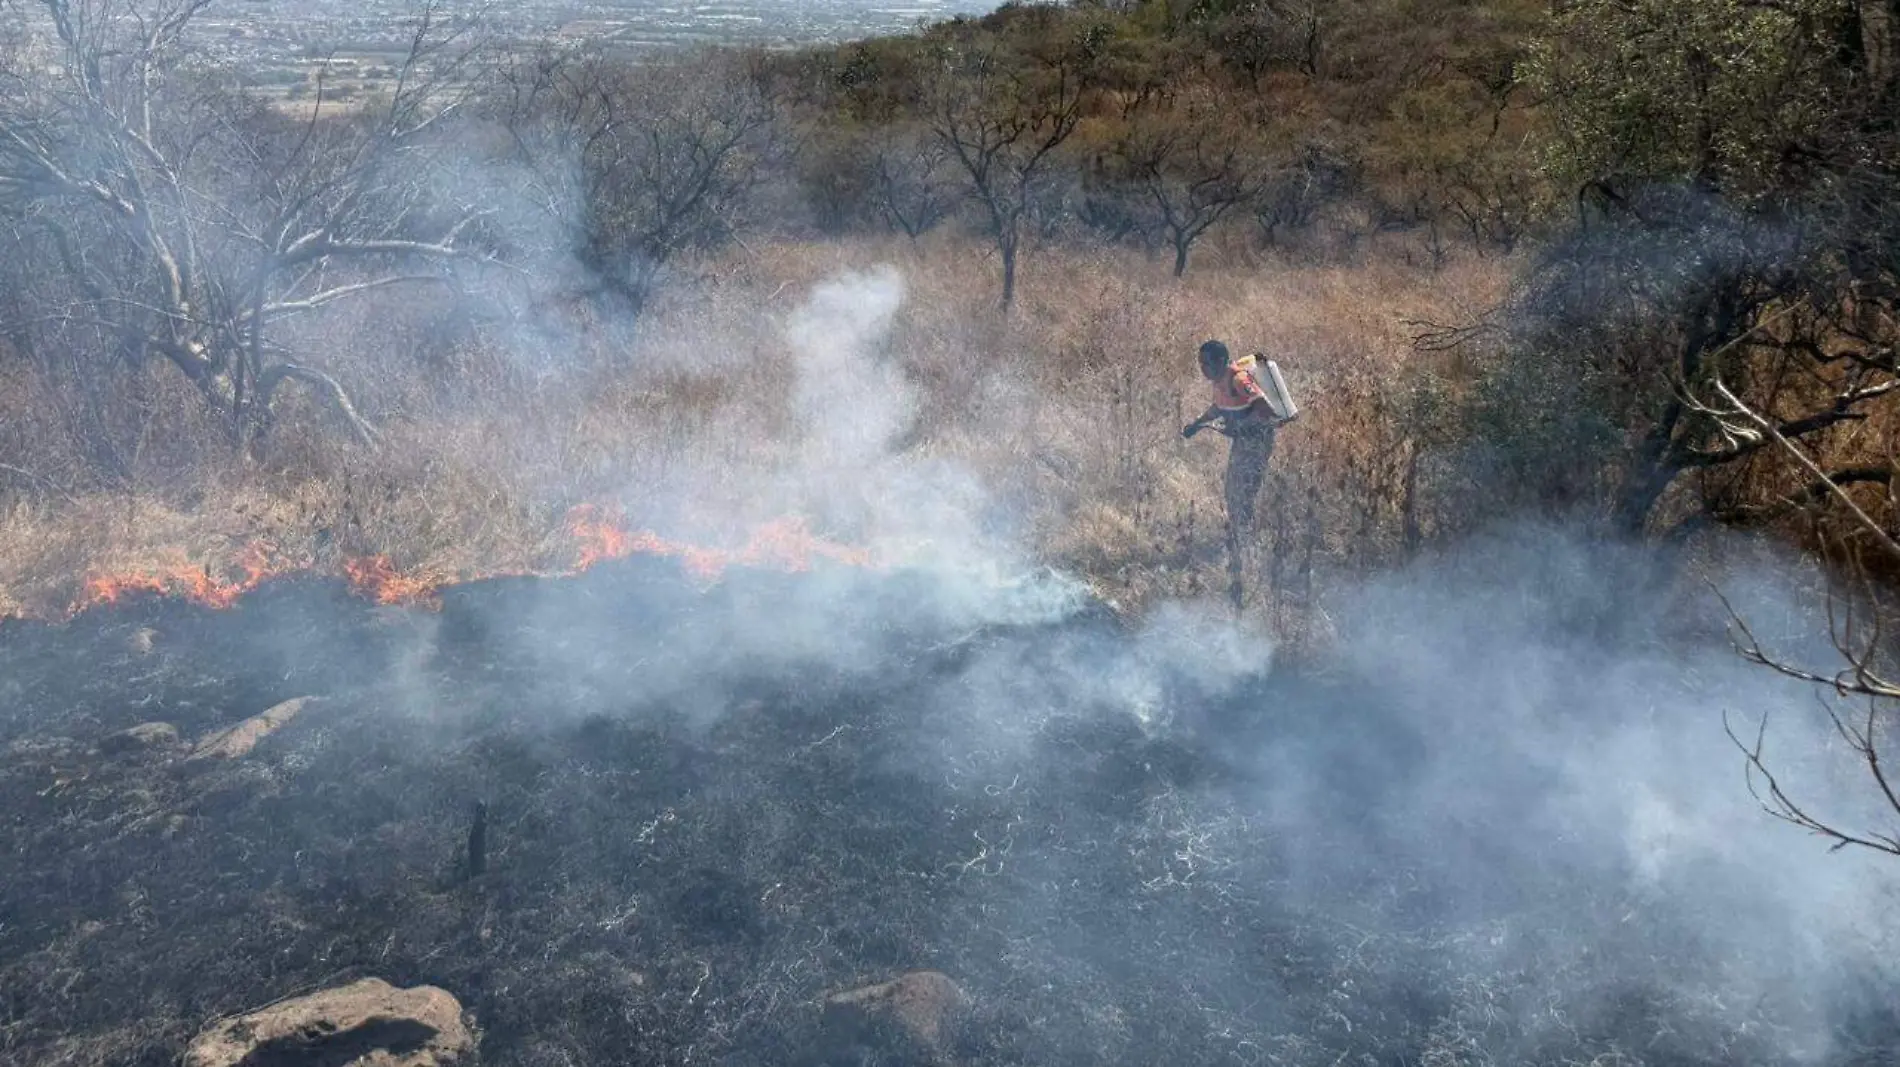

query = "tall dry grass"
(0, 232), (1513, 630)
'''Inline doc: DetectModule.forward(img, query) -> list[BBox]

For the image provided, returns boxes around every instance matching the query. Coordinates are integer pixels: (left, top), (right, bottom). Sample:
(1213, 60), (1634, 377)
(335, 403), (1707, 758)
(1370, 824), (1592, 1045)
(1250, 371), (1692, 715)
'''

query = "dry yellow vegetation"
(0, 233), (1512, 632)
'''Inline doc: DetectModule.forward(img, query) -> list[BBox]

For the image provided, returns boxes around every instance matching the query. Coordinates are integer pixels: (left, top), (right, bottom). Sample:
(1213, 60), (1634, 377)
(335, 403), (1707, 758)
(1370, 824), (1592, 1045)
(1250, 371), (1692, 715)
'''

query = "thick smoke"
(1256, 529), (1900, 1061)
(423, 267), (1898, 1059)
(440, 266), (1088, 723)
(7, 7), (1899, 1062)
(9, 265), (1899, 1066)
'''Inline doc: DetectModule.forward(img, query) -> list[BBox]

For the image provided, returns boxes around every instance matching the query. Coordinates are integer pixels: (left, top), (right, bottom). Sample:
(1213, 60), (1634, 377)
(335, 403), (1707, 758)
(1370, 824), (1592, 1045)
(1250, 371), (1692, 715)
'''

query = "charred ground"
(1, 555), (1896, 1066)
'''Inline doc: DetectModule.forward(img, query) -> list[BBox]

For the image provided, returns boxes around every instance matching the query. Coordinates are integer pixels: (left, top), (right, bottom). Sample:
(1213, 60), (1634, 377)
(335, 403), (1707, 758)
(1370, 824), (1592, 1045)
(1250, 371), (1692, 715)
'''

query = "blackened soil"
(0, 560), (1890, 1066)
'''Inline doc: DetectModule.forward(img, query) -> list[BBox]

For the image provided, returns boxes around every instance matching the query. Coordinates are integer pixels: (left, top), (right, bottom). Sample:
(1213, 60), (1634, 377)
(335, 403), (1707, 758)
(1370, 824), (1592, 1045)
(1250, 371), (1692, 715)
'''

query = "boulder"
(183, 977), (473, 1067)
(190, 696), (315, 760)
(98, 721), (180, 755)
(823, 970), (967, 1048)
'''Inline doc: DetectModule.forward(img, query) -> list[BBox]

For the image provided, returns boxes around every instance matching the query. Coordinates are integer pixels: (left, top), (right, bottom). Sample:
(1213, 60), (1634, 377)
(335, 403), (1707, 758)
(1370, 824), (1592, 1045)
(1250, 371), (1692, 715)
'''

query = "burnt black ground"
(1, 558), (1896, 1066)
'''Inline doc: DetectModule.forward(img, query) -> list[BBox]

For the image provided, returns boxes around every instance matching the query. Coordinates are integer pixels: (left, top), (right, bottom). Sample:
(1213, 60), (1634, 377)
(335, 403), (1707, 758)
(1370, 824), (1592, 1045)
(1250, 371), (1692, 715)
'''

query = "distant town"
(182, 0), (991, 104)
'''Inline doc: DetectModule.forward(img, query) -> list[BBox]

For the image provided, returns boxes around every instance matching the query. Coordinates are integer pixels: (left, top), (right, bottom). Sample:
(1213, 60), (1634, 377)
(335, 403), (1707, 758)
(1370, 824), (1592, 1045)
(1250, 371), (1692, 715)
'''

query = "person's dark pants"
(1224, 423), (1276, 534)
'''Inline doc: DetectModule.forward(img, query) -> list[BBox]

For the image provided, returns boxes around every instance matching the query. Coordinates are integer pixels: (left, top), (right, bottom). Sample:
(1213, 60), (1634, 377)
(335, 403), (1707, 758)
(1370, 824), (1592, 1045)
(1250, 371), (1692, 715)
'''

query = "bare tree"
(868, 123), (960, 242)
(0, 0), (489, 460)
(1111, 101), (1261, 277)
(1252, 140), (1358, 249)
(488, 46), (779, 329)
(1690, 376), (1900, 857)
(926, 40), (1088, 310)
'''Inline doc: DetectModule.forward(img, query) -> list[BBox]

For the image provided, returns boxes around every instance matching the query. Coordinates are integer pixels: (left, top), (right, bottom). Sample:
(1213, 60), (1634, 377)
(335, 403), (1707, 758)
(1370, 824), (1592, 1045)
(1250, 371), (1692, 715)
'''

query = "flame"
(71, 541), (285, 614)
(561, 505), (874, 580)
(47, 503), (877, 620)
(344, 555), (445, 608)
(567, 503), (635, 571)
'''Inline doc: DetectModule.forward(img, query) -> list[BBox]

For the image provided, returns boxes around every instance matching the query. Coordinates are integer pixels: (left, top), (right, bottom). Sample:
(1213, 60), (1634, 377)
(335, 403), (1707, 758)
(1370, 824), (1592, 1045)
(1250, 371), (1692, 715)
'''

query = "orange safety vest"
(1211, 356), (1269, 412)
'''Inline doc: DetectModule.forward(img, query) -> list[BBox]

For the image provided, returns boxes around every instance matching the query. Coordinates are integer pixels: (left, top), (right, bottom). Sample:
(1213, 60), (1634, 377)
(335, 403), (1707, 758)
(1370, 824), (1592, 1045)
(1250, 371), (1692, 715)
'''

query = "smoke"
(1261, 528), (1900, 1060)
(827, 522), (1896, 1064)
(786, 266), (915, 462)
(769, 264), (1081, 609)
(7, 8), (1900, 1061)
(5, 258), (1899, 1066)
(407, 264), (1900, 1061)
(403, 265), (1084, 725)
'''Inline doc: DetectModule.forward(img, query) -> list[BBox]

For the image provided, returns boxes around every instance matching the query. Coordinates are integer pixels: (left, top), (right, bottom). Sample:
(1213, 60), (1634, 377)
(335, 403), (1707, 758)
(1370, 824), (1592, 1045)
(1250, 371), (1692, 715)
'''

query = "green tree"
(1499, 0), (1900, 535)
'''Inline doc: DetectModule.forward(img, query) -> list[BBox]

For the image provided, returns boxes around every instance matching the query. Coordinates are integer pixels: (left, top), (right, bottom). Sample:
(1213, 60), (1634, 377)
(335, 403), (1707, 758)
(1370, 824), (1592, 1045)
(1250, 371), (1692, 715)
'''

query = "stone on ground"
(182, 976), (474, 1067)
(824, 970), (967, 1047)
(98, 721), (181, 754)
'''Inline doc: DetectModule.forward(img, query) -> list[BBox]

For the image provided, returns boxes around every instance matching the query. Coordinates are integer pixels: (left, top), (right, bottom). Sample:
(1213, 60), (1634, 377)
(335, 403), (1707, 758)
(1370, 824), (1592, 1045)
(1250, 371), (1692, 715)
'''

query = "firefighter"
(1181, 339), (1291, 534)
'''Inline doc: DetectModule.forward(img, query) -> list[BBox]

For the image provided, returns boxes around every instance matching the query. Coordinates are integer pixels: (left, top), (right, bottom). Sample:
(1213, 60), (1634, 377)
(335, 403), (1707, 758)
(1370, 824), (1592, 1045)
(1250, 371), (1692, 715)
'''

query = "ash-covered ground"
(3, 532), (1898, 1066)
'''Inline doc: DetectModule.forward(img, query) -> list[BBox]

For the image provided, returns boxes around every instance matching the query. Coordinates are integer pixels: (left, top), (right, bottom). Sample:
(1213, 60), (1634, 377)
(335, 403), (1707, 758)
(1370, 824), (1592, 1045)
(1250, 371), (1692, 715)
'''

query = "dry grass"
(0, 232), (1514, 630)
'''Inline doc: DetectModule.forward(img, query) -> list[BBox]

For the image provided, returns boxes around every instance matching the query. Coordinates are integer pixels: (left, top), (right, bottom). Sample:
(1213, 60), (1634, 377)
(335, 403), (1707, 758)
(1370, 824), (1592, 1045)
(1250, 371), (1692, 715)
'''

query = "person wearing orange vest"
(1182, 339), (1291, 534)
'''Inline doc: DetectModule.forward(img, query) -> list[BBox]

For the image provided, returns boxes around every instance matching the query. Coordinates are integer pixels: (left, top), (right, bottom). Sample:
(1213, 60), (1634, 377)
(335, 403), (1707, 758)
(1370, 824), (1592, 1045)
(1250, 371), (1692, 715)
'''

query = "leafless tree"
(1111, 101), (1262, 277)
(926, 40), (1088, 310)
(487, 46), (779, 329)
(1253, 140), (1358, 249)
(0, 0), (490, 462)
(867, 123), (959, 242)
(1692, 375), (1900, 857)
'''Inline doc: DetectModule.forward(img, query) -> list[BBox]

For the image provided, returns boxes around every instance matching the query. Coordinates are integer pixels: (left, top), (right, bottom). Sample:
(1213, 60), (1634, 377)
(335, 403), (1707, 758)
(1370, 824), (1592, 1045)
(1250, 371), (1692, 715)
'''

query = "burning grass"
(0, 236), (1514, 634)
(10, 501), (883, 621)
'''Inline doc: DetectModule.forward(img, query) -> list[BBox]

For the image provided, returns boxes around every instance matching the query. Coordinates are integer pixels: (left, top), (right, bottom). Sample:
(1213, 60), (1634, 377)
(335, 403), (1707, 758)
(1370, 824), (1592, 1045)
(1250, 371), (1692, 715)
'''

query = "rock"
(823, 970), (967, 1048)
(98, 721), (180, 754)
(183, 977), (474, 1067)
(189, 696), (315, 760)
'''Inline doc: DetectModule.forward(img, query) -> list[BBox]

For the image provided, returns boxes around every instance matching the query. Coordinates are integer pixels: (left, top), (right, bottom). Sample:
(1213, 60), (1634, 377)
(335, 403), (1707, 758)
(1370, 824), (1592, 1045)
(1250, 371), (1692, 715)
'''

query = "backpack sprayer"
(1255, 354), (1299, 423)
(1184, 353), (1300, 437)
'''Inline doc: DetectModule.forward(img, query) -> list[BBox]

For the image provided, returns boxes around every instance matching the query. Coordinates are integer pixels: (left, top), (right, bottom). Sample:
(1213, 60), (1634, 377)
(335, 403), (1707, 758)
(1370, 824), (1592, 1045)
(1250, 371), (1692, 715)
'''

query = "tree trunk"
(999, 229), (1018, 310)
(1882, 1), (1900, 96)
(1835, 0), (1868, 72)
(1401, 444), (1423, 558)
(1612, 401), (1684, 537)
(1612, 284), (1746, 535)
(1172, 236), (1191, 278)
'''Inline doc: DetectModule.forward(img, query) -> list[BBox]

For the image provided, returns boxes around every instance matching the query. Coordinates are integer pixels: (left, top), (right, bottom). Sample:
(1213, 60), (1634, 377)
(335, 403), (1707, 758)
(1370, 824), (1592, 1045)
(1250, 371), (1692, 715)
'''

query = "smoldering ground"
(2, 271), (1898, 1067)
(5, 519), (1896, 1066)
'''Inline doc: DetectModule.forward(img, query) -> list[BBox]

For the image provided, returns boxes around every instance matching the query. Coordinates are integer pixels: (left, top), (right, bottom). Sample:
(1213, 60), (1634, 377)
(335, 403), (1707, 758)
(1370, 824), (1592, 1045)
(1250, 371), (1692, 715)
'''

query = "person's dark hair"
(1198, 340), (1230, 380)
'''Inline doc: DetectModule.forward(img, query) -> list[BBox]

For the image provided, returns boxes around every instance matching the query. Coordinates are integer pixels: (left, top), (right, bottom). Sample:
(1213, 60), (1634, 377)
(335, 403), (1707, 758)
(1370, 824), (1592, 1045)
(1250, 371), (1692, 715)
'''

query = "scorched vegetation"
(5, 0), (1900, 1064)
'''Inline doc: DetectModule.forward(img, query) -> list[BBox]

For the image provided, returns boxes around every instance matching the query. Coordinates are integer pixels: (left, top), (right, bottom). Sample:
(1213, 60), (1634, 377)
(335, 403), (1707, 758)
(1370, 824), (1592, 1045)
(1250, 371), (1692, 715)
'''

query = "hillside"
(4, 0), (1900, 1063)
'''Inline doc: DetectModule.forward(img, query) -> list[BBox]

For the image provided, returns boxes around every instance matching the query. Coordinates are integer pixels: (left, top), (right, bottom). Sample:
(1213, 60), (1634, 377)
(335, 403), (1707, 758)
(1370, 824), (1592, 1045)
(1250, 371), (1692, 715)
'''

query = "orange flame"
(51, 504), (875, 620)
(567, 503), (635, 571)
(343, 555), (445, 609)
(561, 505), (874, 580)
(71, 541), (285, 614)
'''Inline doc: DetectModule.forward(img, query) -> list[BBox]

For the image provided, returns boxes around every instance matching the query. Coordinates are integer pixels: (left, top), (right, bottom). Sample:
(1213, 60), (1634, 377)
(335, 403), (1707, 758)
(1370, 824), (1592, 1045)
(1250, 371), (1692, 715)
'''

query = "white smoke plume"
(142, 248), (1897, 1062)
